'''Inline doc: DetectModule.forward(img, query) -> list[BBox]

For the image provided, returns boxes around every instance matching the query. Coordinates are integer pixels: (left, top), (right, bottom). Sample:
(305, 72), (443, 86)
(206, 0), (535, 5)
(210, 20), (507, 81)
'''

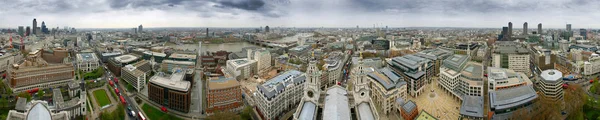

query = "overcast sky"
(1, 0), (600, 28)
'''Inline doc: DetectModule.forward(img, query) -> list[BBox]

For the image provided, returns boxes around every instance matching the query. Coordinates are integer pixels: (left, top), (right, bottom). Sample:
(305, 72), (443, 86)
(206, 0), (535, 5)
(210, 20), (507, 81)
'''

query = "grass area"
(93, 89), (111, 107)
(141, 104), (184, 120)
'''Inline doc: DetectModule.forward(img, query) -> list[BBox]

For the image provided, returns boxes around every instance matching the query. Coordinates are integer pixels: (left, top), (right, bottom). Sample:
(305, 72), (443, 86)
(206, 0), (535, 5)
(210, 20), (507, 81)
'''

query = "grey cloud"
(215, 0), (265, 11)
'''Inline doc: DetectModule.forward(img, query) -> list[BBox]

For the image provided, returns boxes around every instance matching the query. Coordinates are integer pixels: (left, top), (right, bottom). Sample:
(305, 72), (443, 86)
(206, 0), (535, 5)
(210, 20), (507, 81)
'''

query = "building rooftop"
(227, 59), (256, 68)
(163, 60), (195, 65)
(143, 51), (167, 57)
(487, 67), (532, 87)
(114, 54), (139, 63)
(494, 41), (529, 54)
(489, 85), (538, 110)
(443, 54), (469, 71)
(256, 70), (305, 99)
(208, 77), (240, 90)
(540, 69), (562, 82)
(169, 53), (197, 60)
(323, 86), (351, 120)
(298, 102), (317, 120)
(149, 69), (190, 92)
(15, 97), (27, 111)
(357, 103), (376, 120)
(460, 62), (484, 81)
(76, 53), (98, 62)
(27, 103), (52, 120)
(402, 100), (417, 114)
(389, 54), (432, 79)
(460, 96), (484, 118)
(367, 67), (406, 90)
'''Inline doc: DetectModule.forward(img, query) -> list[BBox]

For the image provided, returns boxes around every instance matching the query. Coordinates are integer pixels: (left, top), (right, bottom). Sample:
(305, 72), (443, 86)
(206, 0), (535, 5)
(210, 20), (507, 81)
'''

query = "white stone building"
(254, 70), (305, 120)
(76, 52), (100, 72)
(225, 58), (257, 80)
(247, 48), (271, 75)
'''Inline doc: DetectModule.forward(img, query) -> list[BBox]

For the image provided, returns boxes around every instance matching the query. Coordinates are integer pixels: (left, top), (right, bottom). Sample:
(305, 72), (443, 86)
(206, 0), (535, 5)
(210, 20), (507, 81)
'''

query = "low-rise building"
(538, 69), (564, 101)
(388, 54), (433, 97)
(121, 60), (151, 92)
(207, 77), (243, 114)
(225, 59), (257, 80)
(10, 50), (74, 93)
(148, 68), (191, 113)
(76, 52), (100, 72)
(161, 60), (195, 73)
(492, 41), (531, 75)
(415, 48), (452, 78)
(487, 67), (533, 91)
(488, 85), (538, 120)
(254, 70), (305, 120)
(248, 48), (271, 75)
(400, 100), (418, 120)
(108, 54), (140, 76)
(439, 54), (470, 100)
(367, 67), (407, 115)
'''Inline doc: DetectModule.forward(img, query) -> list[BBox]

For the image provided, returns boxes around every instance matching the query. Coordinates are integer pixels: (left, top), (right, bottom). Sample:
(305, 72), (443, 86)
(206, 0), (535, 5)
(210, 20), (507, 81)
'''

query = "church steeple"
(304, 56), (322, 103)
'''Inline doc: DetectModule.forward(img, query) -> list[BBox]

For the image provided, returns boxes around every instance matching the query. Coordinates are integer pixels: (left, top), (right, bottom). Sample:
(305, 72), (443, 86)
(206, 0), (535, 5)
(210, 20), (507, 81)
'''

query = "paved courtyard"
(408, 78), (461, 120)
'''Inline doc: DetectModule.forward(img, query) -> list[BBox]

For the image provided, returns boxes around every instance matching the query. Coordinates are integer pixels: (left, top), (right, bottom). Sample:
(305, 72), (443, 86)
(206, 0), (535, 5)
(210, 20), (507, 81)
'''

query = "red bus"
(115, 88), (120, 94)
(109, 81), (114, 86)
(119, 96), (126, 104)
(113, 77), (118, 84)
(138, 112), (146, 120)
(26, 88), (39, 94)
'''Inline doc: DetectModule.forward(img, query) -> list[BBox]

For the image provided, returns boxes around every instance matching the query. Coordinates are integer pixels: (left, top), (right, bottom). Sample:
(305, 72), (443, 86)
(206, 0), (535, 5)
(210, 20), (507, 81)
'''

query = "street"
(99, 61), (142, 120)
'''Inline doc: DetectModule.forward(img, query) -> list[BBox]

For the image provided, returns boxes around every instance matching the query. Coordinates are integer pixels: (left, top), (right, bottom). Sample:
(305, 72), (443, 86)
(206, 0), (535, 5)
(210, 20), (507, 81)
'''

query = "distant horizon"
(0, 26), (595, 30)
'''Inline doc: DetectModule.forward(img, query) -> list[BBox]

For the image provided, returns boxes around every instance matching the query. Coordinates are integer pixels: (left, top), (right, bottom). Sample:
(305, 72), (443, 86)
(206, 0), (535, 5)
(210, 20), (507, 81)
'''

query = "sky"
(1, 0), (600, 28)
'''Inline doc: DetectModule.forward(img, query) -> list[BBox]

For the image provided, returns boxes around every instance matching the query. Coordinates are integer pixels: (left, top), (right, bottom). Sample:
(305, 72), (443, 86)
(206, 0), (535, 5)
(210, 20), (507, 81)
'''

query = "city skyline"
(2, 0), (600, 28)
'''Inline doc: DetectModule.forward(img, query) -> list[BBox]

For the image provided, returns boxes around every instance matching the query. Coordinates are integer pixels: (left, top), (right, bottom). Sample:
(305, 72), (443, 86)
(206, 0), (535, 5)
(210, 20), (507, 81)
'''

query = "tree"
(17, 92), (31, 101)
(240, 106), (252, 120)
(36, 89), (44, 98)
(512, 93), (561, 120)
(564, 84), (586, 119)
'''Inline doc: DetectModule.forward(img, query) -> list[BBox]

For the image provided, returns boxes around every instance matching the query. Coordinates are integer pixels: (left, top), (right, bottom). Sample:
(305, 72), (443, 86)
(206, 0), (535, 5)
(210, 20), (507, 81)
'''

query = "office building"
(10, 50), (74, 93)
(7, 100), (69, 120)
(460, 95), (484, 119)
(538, 23), (543, 34)
(489, 85), (537, 119)
(148, 68), (192, 113)
(107, 54), (140, 76)
(388, 55), (433, 97)
(41, 48), (69, 64)
(138, 24), (143, 33)
(25, 26), (30, 36)
(76, 52), (100, 72)
(225, 58), (257, 80)
(254, 70), (305, 120)
(508, 22), (512, 37)
(121, 60), (151, 92)
(581, 29), (588, 39)
(415, 48), (453, 78)
(492, 41), (531, 75)
(41, 21), (48, 34)
(18, 26), (24, 36)
(487, 67), (533, 91)
(247, 48), (271, 75)
(32, 19), (37, 35)
(0, 53), (22, 74)
(523, 22), (528, 35)
(538, 69), (564, 101)
(439, 54), (470, 100)
(265, 26), (270, 33)
(566, 24), (572, 32)
(161, 60), (195, 73)
(368, 67), (407, 115)
(206, 77), (243, 115)
(142, 51), (167, 63)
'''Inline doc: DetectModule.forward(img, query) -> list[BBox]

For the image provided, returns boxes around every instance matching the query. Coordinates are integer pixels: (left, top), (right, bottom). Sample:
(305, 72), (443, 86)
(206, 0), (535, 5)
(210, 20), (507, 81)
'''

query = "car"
(128, 106), (132, 111)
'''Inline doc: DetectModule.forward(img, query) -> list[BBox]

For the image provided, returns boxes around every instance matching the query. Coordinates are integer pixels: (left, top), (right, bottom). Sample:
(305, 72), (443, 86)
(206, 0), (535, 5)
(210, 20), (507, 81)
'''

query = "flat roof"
(77, 53), (98, 61)
(298, 102), (317, 120)
(323, 86), (351, 120)
(143, 51), (167, 57)
(257, 70), (305, 99)
(489, 85), (538, 110)
(540, 69), (562, 82)
(402, 100), (417, 114)
(227, 59), (256, 68)
(367, 67), (405, 90)
(149, 69), (191, 92)
(169, 53), (197, 59)
(357, 103), (375, 120)
(416, 110), (438, 120)
(460, 96), (484, 118)
(114, 54), (139, 63)
(163, 60), (195, 65)
(208, 77), (240, 90)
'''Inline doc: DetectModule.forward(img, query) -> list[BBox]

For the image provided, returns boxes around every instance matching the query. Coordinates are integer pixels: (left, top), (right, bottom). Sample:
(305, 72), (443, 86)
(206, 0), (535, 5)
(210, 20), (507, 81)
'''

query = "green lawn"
(141, 104), (184, 120)
(93, 89), (111, 107)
